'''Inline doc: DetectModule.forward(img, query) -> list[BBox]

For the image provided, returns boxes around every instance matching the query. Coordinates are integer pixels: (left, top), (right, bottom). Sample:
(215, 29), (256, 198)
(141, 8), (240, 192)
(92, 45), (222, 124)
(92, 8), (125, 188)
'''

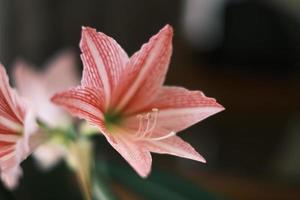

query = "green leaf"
(97, 162), (225, 200)
(92, 162), (117, 200)
(92, 177), (116, 200)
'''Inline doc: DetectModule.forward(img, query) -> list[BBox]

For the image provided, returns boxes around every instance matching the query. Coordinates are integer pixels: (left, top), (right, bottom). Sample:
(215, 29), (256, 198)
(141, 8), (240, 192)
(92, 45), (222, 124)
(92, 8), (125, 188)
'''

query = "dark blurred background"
(0, 0), (300, 199)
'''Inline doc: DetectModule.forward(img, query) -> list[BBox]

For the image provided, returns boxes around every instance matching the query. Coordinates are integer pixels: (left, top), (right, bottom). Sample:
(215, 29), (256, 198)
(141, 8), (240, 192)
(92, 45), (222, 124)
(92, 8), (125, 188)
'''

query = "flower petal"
(146, 86), (224, 133)
(115, 25), (173, 113)
(106, 130), (152, 177)
(80, 27), (129, 107)
(0, 64), (25, 124)
(0, 110), (43, 189)
(0, 64), (42, 189)
(0, 165), (22, 189)
(0, 64), (25, 144)
(51, 86), (105, 128)
(12, 60), (40, 99)
(43, 50), (79, 95)
(0, 64), (24, 188)
(145, 135), (206, 163)
(13, 51), (78, 127)
(12, 61), (51, 123)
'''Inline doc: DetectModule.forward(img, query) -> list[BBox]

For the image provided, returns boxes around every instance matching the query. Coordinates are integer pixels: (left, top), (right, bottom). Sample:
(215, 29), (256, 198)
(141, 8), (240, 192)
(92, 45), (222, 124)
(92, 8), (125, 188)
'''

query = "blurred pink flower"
(13, 51), (79, 169)
(0, 64), (41, 188)
(13, 51), (79, 127)
(52, 25), (224, 177)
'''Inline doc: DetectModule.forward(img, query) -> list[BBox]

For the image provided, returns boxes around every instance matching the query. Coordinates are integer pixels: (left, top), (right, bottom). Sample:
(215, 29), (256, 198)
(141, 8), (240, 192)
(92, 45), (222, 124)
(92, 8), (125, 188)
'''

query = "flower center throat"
(104, 112), (122, 129)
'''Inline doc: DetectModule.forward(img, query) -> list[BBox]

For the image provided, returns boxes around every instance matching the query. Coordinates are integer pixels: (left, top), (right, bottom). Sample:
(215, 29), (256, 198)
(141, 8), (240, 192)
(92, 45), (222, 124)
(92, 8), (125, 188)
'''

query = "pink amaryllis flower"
(0, 64), (41, 188)
(52, 25), (224, 177)
(13, 51), (79, 169)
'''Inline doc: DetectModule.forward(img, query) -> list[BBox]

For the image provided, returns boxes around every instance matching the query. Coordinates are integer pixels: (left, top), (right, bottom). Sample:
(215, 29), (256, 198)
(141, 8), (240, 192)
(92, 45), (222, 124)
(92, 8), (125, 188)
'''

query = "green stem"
(67, 138), (93, 200)
(67, 138), (116, 200)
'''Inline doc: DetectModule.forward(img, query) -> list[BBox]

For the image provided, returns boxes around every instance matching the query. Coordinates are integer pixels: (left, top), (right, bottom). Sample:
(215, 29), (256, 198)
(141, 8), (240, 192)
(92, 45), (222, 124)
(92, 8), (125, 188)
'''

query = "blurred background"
(0, 0), (300, 199)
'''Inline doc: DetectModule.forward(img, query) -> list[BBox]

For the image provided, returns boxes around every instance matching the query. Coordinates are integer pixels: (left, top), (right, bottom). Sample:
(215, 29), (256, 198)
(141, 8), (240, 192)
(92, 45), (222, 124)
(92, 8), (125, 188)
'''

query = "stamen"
(134, 108), (176, 141)
(142, 113), (151, 137)
(147, 108), (158, 133)
(135, 114), (144, 137)
(146, 131), (176, 141)
(135, 109), (159, 139)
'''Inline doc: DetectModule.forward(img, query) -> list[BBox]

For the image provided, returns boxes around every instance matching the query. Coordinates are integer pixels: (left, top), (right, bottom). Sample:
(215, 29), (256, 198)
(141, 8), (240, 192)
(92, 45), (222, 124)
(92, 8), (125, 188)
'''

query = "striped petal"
(0, 64), (24, 144)
(0, 126), (43, 189)
(0, 65), (25, 125)
(51, 86), (105, 129)
(0, 65), (23, 188)
(106, 130), (152, 177)
(115, 25), (173, 114)
(0, 64), (43, 189)
(145, 135), (206, 163)
(80, 27), (129, 108)
(145, 86), (224, 133)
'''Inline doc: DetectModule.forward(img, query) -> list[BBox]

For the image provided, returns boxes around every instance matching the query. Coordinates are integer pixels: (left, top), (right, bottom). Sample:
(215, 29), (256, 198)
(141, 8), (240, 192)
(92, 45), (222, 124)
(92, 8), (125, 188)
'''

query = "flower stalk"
(67, 138), (93, 200)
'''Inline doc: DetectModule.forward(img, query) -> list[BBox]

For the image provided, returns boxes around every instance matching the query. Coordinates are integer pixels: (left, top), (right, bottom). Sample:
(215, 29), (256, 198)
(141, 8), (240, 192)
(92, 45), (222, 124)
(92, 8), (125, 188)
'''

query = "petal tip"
(138, 168), (151, 178)
(160, 24), (174, 37)
(12, 59), (28, 76)
(0, 63), (6, 72)
(0, 63), (5, 70)
(12, 58), (27, 67)
(80, 26), (98, 48)
(81, 26), (95, 38)
(82, 26), (96, 33)
(50, 91), (67, 105)
(216, 104), (226, 112)
(193, 153), (206, 163)
(164, 24), (173, 31)
(220, 106), (225, 111)
(81, 26), (94, 31)
(208, 99), (225, 113)
(50, 93), (60, 104)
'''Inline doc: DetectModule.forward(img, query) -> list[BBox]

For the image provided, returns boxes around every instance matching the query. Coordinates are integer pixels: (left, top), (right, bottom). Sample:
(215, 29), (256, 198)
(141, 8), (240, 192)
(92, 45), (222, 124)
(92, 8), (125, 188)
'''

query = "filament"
(145, 131), (176, 141)
(134, 108), (176, 141)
